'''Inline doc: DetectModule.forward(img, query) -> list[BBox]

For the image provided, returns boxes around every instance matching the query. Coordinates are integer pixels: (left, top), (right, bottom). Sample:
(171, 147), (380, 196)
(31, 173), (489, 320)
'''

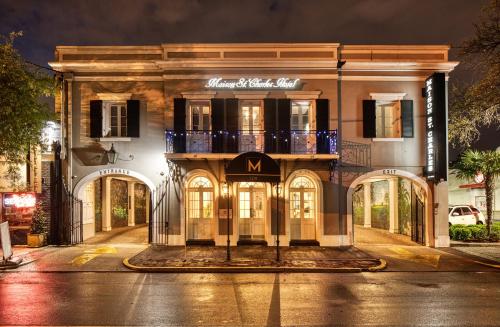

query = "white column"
(434, 181), (450, 247)
(363, 182), (372, 228)
(128, 181), (136, 226)
(102, 177), (112, 231)
(145, 188), (150, 224)
(388, 177), (399, 233)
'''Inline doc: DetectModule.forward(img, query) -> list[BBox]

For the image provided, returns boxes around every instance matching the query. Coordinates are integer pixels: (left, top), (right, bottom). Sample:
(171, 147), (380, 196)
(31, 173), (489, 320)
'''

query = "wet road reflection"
(0, 272), (499, 326)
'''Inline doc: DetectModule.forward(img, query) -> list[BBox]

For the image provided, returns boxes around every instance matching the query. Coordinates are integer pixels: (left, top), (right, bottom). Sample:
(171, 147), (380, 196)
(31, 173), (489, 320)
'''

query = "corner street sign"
(424, 73), (447, 182)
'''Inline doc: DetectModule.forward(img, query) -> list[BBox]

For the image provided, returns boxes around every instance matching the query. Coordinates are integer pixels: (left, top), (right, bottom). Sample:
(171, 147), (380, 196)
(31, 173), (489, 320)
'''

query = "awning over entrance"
(225, 151), (280, 183)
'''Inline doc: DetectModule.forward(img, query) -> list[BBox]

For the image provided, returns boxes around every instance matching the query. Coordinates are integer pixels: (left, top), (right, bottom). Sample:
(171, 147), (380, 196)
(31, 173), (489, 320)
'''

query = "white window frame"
(102, 101), (127, 138)
(240, 100), (263, 134)
(370, 93), (406, 141)
(291, 100), (314, 131)
(186, 100), (211, 131)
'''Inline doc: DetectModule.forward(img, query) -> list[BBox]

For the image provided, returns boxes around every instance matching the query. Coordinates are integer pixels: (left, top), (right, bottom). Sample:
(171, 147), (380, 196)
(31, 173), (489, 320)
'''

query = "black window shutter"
(90, 100), (103, 138)
(225, 98), (239, 153)
(316, 99), (330, 153)
(264, 98), (277, 153)
(400, 100), (414, 138)
(173, 98), (186, 153)
(211, 98), (225, 153)
(126, 100), (140, 137)
(277, 98), (291, 153)
(362, 100), (376, 138)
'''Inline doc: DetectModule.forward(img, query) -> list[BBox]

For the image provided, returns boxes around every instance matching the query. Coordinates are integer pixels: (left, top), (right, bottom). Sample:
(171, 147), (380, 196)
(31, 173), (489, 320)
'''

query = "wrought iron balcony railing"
(165, 130), (337, 155)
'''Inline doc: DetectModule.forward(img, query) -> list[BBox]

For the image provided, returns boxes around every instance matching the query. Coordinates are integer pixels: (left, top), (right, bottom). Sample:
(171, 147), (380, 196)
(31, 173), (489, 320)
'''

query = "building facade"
(49, 43), (457, 247)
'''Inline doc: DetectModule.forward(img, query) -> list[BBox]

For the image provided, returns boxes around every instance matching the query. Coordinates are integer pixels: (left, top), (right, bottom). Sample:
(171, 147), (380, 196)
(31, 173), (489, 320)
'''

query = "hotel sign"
(226, 152), (280, 183)
(424, 73), (447, 182)
(205, 77), (300, 90)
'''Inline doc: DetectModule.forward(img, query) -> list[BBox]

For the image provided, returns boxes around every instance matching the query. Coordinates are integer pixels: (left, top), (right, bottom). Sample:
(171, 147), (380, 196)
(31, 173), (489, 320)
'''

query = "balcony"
(165, 130), (338, 160)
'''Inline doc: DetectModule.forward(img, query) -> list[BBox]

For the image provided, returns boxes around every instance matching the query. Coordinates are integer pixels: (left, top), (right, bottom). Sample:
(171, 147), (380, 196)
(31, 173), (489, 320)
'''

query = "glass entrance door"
(290, 177), (316, 240)
(238, 182), (265, 240)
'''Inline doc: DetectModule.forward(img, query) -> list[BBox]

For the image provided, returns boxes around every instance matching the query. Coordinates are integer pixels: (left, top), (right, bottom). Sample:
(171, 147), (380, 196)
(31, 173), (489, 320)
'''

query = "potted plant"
(27, 200), (48, 247)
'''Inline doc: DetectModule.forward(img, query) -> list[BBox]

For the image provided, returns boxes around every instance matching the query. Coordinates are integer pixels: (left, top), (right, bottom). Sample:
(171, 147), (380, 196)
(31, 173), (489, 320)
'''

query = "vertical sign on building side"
(424, 72), (447, 182)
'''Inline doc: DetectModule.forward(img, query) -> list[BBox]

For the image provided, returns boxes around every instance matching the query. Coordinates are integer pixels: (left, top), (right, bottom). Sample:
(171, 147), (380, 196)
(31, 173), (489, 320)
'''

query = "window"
(103, 102), (127, 137)
(240, 100), (264, 152)
(291, 100), (311, 131)
(187, 101), (210, 131)
(375, 101), (401, 138)
(240, 100), (262, 133)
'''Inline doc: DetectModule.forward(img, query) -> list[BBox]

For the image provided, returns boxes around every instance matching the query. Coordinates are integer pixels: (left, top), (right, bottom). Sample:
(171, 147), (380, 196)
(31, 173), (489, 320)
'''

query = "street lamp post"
(276, 183), (282, 262)
(223, 182), (230, 261)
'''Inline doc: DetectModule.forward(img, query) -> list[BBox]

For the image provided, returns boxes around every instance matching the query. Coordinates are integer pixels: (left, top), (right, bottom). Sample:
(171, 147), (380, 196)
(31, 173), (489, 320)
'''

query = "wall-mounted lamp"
(106, 143), (118, 164)
(106, 143), (134, 165)
(222, 182), (229, 198)
(275, 183), (282, 196)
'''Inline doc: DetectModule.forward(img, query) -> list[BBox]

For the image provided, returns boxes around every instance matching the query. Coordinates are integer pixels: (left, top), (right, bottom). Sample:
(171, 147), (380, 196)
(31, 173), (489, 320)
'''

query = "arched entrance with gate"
(73, 168), (155, 243)
(346, 170), (431, 246)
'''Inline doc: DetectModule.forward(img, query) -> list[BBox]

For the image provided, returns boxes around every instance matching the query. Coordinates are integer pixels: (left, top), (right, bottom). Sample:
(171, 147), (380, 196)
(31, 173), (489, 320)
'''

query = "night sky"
(0, 0), (497, 155)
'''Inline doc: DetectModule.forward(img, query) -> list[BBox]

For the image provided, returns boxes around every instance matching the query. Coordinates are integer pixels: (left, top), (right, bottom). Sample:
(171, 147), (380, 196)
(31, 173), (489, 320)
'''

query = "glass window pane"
(202, 192), (213, 218)
(189, 192), (200, 219)
(242, 106), (250, 131)
(290, 192), (301, 219)
(202, 106), (210, 130)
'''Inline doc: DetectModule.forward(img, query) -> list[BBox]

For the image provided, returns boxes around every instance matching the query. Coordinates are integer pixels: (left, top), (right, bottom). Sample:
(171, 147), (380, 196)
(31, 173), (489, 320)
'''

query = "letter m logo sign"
(247, 158), (262, 173)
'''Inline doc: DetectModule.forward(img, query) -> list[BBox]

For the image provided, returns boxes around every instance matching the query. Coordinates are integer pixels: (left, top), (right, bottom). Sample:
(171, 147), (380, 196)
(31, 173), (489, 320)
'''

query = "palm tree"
(453, 150), (500, 237)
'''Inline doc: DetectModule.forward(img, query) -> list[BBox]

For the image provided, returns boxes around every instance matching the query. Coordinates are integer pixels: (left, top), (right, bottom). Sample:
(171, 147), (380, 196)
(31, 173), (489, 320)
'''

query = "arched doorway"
(186, 176), (214, 241)
(347, 170), (431, 246)
(74, 169), (154, 243)
(289, 176), (317, 241)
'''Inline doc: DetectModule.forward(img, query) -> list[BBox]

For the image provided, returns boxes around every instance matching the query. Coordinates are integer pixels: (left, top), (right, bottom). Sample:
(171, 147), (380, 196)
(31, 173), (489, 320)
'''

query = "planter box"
(27, 233), (47, 247)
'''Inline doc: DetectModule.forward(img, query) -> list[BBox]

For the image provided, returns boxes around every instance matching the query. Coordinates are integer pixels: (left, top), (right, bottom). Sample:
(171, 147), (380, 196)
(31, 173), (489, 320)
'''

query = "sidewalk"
(124, 245), (386, 273)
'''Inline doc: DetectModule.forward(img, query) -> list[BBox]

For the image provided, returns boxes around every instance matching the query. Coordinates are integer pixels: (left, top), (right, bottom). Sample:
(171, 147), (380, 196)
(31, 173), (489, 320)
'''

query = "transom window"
(103, 102), (127, 137)
(375, 101), (401, 138)
(187, 101), (210, 131)
(290, 176), (314, 188)
(291, 100), (312, 131)
(239, 182), (265, 188)
(189, 176), (212, 188)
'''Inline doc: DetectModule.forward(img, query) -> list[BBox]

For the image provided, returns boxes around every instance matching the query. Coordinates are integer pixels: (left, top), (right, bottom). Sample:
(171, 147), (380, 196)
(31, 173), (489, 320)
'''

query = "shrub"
(468, 225), (487, 241)
(30, 201), (48, 234)
(450, 225), (472, 241)
(449, 222), (500, 242)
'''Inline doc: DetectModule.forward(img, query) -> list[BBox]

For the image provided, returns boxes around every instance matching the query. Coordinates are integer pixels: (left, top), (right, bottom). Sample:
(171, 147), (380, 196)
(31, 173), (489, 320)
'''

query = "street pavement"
(0, 271), (499, 326)
(1, 227), (499, 326)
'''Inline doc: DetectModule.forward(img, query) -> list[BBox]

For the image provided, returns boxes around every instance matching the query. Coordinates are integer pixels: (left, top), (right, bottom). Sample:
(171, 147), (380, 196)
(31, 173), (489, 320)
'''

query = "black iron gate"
(50, 143), (83, 245)
(150, 161), (179, 244)
(150, 177), (170, 244)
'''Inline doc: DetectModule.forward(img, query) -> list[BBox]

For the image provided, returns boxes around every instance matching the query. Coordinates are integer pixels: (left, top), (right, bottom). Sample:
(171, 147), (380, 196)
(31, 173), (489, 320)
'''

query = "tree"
(0, 32), (55, 187)
(453, 150), (500, 237)
(448, 0), (500, 147)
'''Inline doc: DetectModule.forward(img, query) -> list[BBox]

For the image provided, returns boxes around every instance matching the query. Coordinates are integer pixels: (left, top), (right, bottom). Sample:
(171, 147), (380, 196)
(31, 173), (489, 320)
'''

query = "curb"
(367, 258), (387, 272)
(473, 260), (500, 269)
(123, 257), (386, 273)
(450, 242), (500, 248)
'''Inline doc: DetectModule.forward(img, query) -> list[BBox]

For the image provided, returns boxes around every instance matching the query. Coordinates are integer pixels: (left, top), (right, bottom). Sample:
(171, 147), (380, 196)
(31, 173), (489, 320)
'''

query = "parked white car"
(448, 205), (486, 226)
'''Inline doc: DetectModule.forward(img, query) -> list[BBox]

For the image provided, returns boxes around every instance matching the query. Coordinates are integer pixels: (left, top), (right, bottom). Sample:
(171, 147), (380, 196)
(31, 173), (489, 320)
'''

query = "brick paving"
(127, 245), (382, 270)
